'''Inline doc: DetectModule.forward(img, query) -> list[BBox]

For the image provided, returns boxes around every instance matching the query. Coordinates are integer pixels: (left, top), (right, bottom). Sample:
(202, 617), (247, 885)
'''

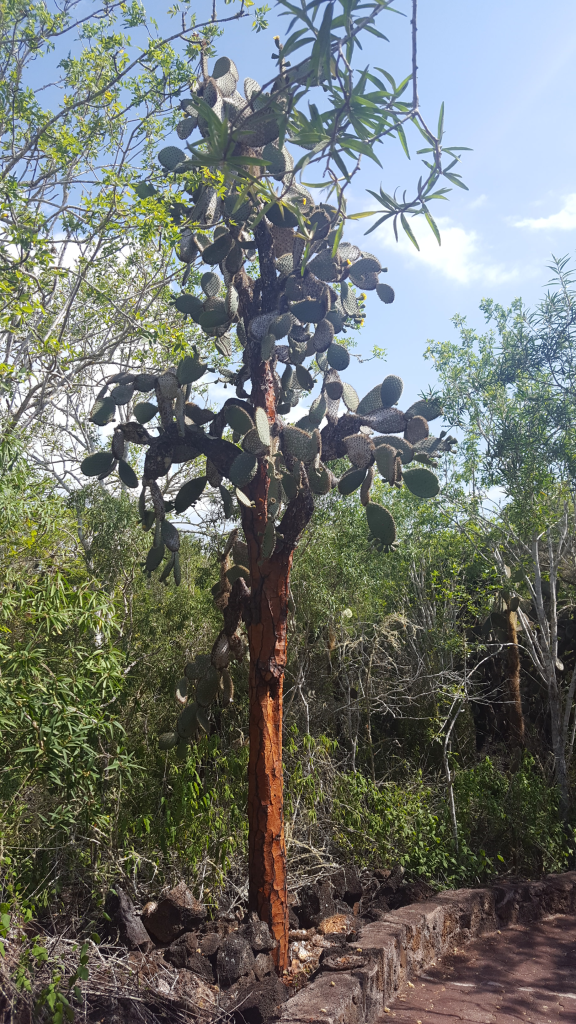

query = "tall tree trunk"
(241, 216), (315, 972)
(505, 606), (525, 746)
(246, 535), (292, 972)
(546, 658), (571, 819)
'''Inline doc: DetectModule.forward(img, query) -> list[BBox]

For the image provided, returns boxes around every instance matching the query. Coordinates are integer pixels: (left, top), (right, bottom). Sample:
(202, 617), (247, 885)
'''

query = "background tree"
(429, 264), (576, 815)
(69, 0), (465, 970)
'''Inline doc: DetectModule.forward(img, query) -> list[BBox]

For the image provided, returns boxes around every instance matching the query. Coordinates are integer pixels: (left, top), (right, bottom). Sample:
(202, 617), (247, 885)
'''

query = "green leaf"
(443, 171), (469, 191)
(423, 206), (441, 246)
(400, 213), (420, 251)
(437, 101), (445, 139)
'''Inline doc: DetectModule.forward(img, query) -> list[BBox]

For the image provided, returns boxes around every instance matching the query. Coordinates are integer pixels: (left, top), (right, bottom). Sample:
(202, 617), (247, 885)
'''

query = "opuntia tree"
(81, 0), (462, 972)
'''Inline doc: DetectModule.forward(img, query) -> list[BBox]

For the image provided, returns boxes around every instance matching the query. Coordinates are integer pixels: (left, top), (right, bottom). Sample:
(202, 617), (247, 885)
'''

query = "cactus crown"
(80, 49), (458, 750)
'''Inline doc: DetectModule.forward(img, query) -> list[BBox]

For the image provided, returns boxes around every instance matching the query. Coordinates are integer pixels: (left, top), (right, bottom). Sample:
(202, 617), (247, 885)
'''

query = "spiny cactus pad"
(225, 404), (254, 435)
(90, 396), (116, 425)
(366, 502), (396, 545)
(356, 384), (383, 416)
(81, 451), (115, 477)
(118, 459), (138, 489)
(174, 476), (207, 513)
(229, 451), (258, 487)
(402, 467), (440, 498)
(338, 466), (366, 495)
(327, 343), (350, 371)
(380, 375), (404, 407)
(405, 398), (443, 422)
(405, 415), (429, 444)
(282, 426), (317, 463)
(374, 443), (396, 484)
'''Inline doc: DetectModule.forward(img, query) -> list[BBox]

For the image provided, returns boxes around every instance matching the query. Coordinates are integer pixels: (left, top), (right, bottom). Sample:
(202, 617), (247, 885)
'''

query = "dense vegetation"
(1, 0), (576, 959)
(2, 357), (575, 932)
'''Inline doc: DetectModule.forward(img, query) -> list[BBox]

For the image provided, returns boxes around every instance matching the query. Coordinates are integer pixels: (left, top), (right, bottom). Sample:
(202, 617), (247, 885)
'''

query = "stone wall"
(280, 872), (576, 1024)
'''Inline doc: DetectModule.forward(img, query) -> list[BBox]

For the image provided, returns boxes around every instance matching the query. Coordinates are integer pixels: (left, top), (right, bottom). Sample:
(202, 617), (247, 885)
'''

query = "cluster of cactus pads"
(80, 53), (457, 749)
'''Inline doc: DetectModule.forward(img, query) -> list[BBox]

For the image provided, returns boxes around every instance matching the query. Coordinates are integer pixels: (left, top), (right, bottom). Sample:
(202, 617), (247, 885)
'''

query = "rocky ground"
(96, 866), (436, 1023)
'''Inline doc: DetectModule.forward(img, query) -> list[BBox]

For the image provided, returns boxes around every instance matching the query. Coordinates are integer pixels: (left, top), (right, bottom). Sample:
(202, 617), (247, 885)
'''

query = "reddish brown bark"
(241, 377), (292, 971)
(246, 540), (292, 972)
(505, 606), (525, 746)
(239, 216), (315, 973)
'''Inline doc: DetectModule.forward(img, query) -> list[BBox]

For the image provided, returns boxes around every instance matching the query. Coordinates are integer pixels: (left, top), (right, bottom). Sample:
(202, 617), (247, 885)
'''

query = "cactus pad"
(341, 382), (359, 412)
(133, 402), (157, 424)
(90, 396), (116, 425)
(356, 384), (383, 416)
(374, 435), (414, 464)
(229, 451), (258, 487)
(225, 404), (254, 435)
(161, 519), (180, 552)
(177, 354), (207, 384)
(366, 502), (396, 545)
(110, 383), (134, 405)
(282, 426), (317, 463)
(374, 444), (396, 484)
(308, 463), (331, 494)
(118, 458), (138, 489)
(405, 415), (429, 443)
(177, 702), (199, 738)
(201, 272), (221, 296)
(175, 293), (204, 318)
(309, 394), (327, 425)
(405, 398), (443, 422)
(338, 466), (366, 495)
(312, 319), (334, 352)
(174, 476), (207, 513)
(380, 375), (404, 408)
(81, 451), (115, 477)
(327, 343), (350, 371)
(343, 433), (374, 469)
(158, 146), (186, 170)
(361, 407), (406, 434)
(158, 731), (179, 750)
(290, 298), (326, 324)
(376, 282), (395, 304)
(402, 467), (439, 498)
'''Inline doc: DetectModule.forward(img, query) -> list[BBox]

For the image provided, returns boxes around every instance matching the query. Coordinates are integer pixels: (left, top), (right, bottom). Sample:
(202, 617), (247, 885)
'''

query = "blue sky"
(38, 0), (576, 414)
(202, 0), (576, 409)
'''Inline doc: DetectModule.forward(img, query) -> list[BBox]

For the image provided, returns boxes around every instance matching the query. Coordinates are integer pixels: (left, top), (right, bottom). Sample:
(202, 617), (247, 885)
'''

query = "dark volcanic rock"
(288, 907), (300, 930)
(245, 911), (278, 952)
(295, 880), (336, 929)
(222, 975), (289, 1024)
(217, 933), (255, 987)
(105, 887), (154, 952)
(164, 933), (214, 982)
(253, 952), (275, 980)
(329, 866), (363, 908)
(200, 931), (222, 960)
(143, 882), (207, 944)
(216, 910), (240, 936)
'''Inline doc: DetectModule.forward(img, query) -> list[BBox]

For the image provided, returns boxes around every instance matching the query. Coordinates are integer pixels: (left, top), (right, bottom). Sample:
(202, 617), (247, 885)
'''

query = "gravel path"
(379, 915), (576, 1023)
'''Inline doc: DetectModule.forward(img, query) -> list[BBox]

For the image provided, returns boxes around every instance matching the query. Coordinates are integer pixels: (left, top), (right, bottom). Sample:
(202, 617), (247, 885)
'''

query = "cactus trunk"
(246, 531), (292, 973)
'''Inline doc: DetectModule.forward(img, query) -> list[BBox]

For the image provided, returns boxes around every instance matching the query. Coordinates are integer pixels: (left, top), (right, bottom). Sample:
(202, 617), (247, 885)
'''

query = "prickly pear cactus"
(79, 50), (458, 753)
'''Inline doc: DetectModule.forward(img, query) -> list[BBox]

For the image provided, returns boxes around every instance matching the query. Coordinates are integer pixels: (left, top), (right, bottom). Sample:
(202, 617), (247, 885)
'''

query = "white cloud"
(514, 194), (576, 231)
(468, 194), (488, 210)
(367, 217), (519, 286)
